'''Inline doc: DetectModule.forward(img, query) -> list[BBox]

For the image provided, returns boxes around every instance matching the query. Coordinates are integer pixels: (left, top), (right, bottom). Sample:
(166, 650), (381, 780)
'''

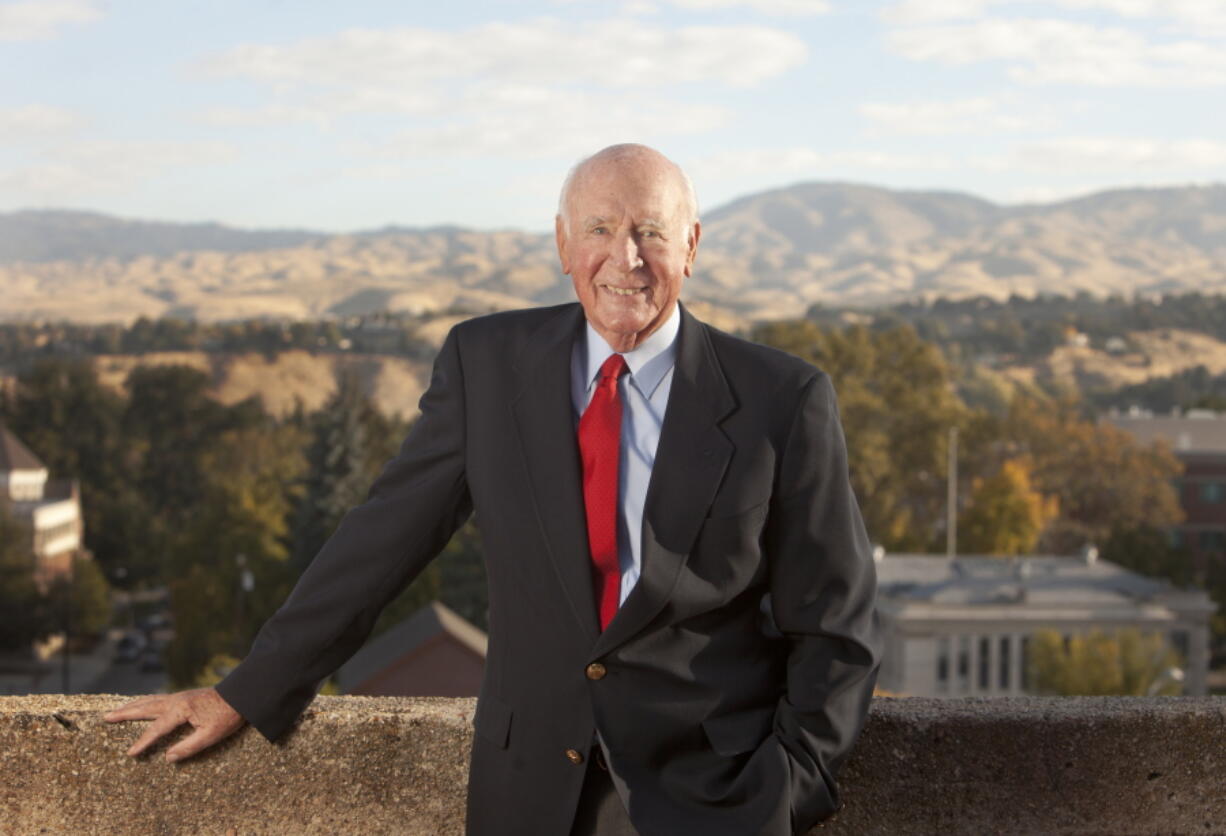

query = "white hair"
(556, 144), (699, 234)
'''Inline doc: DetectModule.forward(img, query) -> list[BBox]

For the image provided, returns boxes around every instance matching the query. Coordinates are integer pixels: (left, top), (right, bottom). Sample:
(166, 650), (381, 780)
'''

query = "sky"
(1, 0), (1224, 232)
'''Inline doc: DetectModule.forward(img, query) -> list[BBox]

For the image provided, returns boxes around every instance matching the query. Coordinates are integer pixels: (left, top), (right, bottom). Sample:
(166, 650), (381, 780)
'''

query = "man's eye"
(591, 227), (607, 235)
(640, 230), (659, 238)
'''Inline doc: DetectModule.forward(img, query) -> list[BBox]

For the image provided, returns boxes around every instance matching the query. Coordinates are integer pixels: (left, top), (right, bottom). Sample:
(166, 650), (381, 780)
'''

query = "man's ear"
(684, 220), (701, 277)
(555, 215), (571, 275)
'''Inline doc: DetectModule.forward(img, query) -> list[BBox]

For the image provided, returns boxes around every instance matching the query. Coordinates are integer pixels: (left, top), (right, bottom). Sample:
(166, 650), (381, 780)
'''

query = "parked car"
(114, 631), (147, 663)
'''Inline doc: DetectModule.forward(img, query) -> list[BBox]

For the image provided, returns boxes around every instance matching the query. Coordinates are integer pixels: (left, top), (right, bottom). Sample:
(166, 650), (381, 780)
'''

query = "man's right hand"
(104, 687), (247, 763)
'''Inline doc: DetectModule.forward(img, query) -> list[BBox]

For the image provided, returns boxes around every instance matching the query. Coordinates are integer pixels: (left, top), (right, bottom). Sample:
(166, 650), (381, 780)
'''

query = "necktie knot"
(598, 353), (627, 382)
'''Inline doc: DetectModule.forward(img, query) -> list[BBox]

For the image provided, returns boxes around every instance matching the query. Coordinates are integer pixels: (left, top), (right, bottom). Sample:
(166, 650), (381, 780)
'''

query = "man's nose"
(610, 233), (643, 273)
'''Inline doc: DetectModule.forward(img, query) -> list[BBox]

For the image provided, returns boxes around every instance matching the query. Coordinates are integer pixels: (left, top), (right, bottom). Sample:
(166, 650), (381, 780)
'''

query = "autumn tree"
(1028, 628), (1183, 696)
(995, 397), (1184, 553)
(959, 456), (1059, 555)
(753, 321), (966, 550)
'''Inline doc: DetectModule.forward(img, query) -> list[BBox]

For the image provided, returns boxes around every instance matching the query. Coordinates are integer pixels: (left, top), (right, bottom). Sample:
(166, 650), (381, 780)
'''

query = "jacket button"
(586, 663), (607, 680)
(565, 748), (584, 765)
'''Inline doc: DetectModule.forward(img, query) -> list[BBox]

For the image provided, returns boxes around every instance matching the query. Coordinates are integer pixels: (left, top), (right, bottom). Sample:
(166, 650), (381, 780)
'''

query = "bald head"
(557, 144), (699, 234)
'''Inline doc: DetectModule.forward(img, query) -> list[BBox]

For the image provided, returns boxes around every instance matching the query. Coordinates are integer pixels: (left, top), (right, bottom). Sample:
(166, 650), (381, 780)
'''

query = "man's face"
(555, 154), (700, 353)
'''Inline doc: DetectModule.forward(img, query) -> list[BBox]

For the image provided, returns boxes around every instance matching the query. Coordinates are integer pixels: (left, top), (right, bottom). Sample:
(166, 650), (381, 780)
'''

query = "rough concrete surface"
(1, 695), (1223, 835)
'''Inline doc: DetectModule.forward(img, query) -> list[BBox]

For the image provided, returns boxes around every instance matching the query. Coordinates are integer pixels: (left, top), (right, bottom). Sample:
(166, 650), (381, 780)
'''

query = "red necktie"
(579, 353), (628, 631)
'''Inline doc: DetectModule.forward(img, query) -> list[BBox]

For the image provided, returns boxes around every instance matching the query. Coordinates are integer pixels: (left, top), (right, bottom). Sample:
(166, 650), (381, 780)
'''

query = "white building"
(875, 552), (1214, 697)
(0, 424), (85, 586)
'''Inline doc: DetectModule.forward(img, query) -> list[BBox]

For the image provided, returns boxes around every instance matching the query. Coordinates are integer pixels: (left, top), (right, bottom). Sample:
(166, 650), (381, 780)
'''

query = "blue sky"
(2, 0), (1224, 232)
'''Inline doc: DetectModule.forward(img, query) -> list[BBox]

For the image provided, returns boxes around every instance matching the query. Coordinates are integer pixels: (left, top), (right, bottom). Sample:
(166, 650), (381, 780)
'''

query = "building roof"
(0, 425), (45, 472)
(876, 553), (1210, 610)
(1106, 408), (1226, 454)
(335, 601), (486, 694)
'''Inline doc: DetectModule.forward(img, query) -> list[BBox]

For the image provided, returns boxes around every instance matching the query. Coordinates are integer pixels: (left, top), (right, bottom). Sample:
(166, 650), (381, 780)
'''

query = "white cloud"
(555, 0), (830, 14)
(198, 20), (806, 91)
(193, 19), (802, 160)
(690, 147), (955, 179)
(0, 0), (101, 41)
(0, 105), (86, 139)
(669, 0), (831, 14)
(859, 97), (1054, 134)
(358, 92), (728, 159)
(887, 18), (1226, 86)
(1002, 137), (1226, 171)
(884, 0), (1226, 31)
(1, 141), (240, 196)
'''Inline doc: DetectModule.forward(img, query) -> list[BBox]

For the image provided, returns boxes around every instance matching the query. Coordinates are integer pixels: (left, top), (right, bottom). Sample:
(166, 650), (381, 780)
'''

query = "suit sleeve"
(216, 327), (473, 742)
(765, 371), (881, 833)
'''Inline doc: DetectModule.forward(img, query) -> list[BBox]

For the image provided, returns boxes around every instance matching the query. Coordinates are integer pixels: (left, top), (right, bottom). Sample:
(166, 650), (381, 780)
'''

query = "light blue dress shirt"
(571, 304), (680, 606)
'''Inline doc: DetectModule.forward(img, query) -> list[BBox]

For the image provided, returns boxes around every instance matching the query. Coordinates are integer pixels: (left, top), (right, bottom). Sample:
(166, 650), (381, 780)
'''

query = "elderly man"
(106, 144), (880, 836)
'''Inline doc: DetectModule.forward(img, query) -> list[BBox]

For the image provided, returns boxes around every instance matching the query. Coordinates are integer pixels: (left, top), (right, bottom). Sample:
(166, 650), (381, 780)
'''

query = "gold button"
(586, 663), (607, 681)
(565, 748), (584, 765)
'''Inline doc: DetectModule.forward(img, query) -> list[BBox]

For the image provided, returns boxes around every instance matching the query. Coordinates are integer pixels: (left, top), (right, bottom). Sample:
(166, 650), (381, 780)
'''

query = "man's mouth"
(600, 284), (644, 297)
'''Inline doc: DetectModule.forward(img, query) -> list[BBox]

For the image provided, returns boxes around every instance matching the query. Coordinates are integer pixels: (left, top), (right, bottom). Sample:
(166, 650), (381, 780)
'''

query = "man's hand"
(104, 687), (246, 763)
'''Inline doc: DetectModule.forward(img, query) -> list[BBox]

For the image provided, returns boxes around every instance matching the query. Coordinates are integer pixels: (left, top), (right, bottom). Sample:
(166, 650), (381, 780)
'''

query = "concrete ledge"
(1, 695), (1223, 835)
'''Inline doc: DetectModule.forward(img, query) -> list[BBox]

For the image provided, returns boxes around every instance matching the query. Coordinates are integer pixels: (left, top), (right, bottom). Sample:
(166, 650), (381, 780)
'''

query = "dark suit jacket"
(217, 302), (880, 836)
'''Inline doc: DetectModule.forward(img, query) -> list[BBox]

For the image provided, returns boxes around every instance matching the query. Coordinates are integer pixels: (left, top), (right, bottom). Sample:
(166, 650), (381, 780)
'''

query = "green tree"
(48, 555), (113, 641)
(165, 421), (308, 687)
(291, 370), (402, 571)
(0, 357), (137, 580)
(959, 457), (1059, 555)
(1028, 628), (1183, 695)
(0, 506), (51, 652)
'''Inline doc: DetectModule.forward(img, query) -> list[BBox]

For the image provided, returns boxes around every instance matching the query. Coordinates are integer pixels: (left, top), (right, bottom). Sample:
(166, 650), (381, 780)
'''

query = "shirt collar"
(583, 303), (680, 399)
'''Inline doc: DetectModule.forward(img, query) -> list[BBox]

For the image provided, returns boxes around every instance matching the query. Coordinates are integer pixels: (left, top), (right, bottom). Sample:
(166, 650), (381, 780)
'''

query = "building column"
(1011, 632), (1024, 695)
(1187, 622), (1209, 696)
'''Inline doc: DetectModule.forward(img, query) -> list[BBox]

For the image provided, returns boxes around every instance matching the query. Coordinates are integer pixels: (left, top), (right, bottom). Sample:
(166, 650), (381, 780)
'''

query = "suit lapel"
(593, 305), (737, 658)
(510, 304), (601, 643)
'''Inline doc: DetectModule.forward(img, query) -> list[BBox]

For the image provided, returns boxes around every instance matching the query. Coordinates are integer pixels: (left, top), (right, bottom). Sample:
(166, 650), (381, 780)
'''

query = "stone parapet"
(1, 694), (1223, 834)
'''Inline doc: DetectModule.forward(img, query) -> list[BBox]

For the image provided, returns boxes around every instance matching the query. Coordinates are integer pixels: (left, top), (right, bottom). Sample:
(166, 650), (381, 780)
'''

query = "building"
(335, 601), (486, 697)
(874, 551), (1214, 697)
(0, 424), (85, 587)
(1106, 407), (1226, 566)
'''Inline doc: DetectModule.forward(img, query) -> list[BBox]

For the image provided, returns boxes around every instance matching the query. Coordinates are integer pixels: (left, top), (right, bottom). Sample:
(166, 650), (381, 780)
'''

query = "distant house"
(1106, 407), (1226, 566)
(0, 424), (86, 587)
(336, 601), (486, 697)
(874, 551), (1213, 697)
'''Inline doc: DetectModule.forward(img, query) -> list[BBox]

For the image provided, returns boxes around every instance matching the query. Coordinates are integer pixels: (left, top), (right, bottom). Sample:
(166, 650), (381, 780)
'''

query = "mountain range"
(2, 182), (1224, 323)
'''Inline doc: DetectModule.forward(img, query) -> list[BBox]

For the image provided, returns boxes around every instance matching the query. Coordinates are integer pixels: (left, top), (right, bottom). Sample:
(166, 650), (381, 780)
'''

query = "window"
(999, 636), (1011, 690)
(978, 636), (991, 690)
(1200, 482), (1225, 503)
(957, 635), (970, 693)
(936, 637), (950, 691)
(1021, 636), (1031, 691)
(1171, 630), (1189, 662)
(1198, 530), (1226, 552)
(1167, 528), (1184, 549)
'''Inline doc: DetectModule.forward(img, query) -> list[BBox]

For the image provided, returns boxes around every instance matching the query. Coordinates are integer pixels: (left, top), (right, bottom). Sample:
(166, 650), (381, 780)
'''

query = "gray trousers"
(569, 747), (639, 836)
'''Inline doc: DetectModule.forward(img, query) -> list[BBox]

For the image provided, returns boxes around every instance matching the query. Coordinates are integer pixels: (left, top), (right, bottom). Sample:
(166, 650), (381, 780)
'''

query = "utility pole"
(947, 426), (958, 558)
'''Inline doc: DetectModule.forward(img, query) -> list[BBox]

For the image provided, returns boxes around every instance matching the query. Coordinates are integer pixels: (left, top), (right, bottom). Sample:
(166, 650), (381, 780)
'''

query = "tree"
(996, 398), (1184, 553)
(291, 370), (403, 571)
(48, 555), (113, 642)
(1028, 628), (1182, 696)
(0, 357), (136, 579)
(753, 321), (966, 550)
(959, 457), (1058, 555)
(0, 506), (51, 652)
(165, 421), (307, 687)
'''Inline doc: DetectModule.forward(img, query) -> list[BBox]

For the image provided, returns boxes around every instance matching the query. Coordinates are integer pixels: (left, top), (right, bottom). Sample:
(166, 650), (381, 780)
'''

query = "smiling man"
(106, 144), (880, 836)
